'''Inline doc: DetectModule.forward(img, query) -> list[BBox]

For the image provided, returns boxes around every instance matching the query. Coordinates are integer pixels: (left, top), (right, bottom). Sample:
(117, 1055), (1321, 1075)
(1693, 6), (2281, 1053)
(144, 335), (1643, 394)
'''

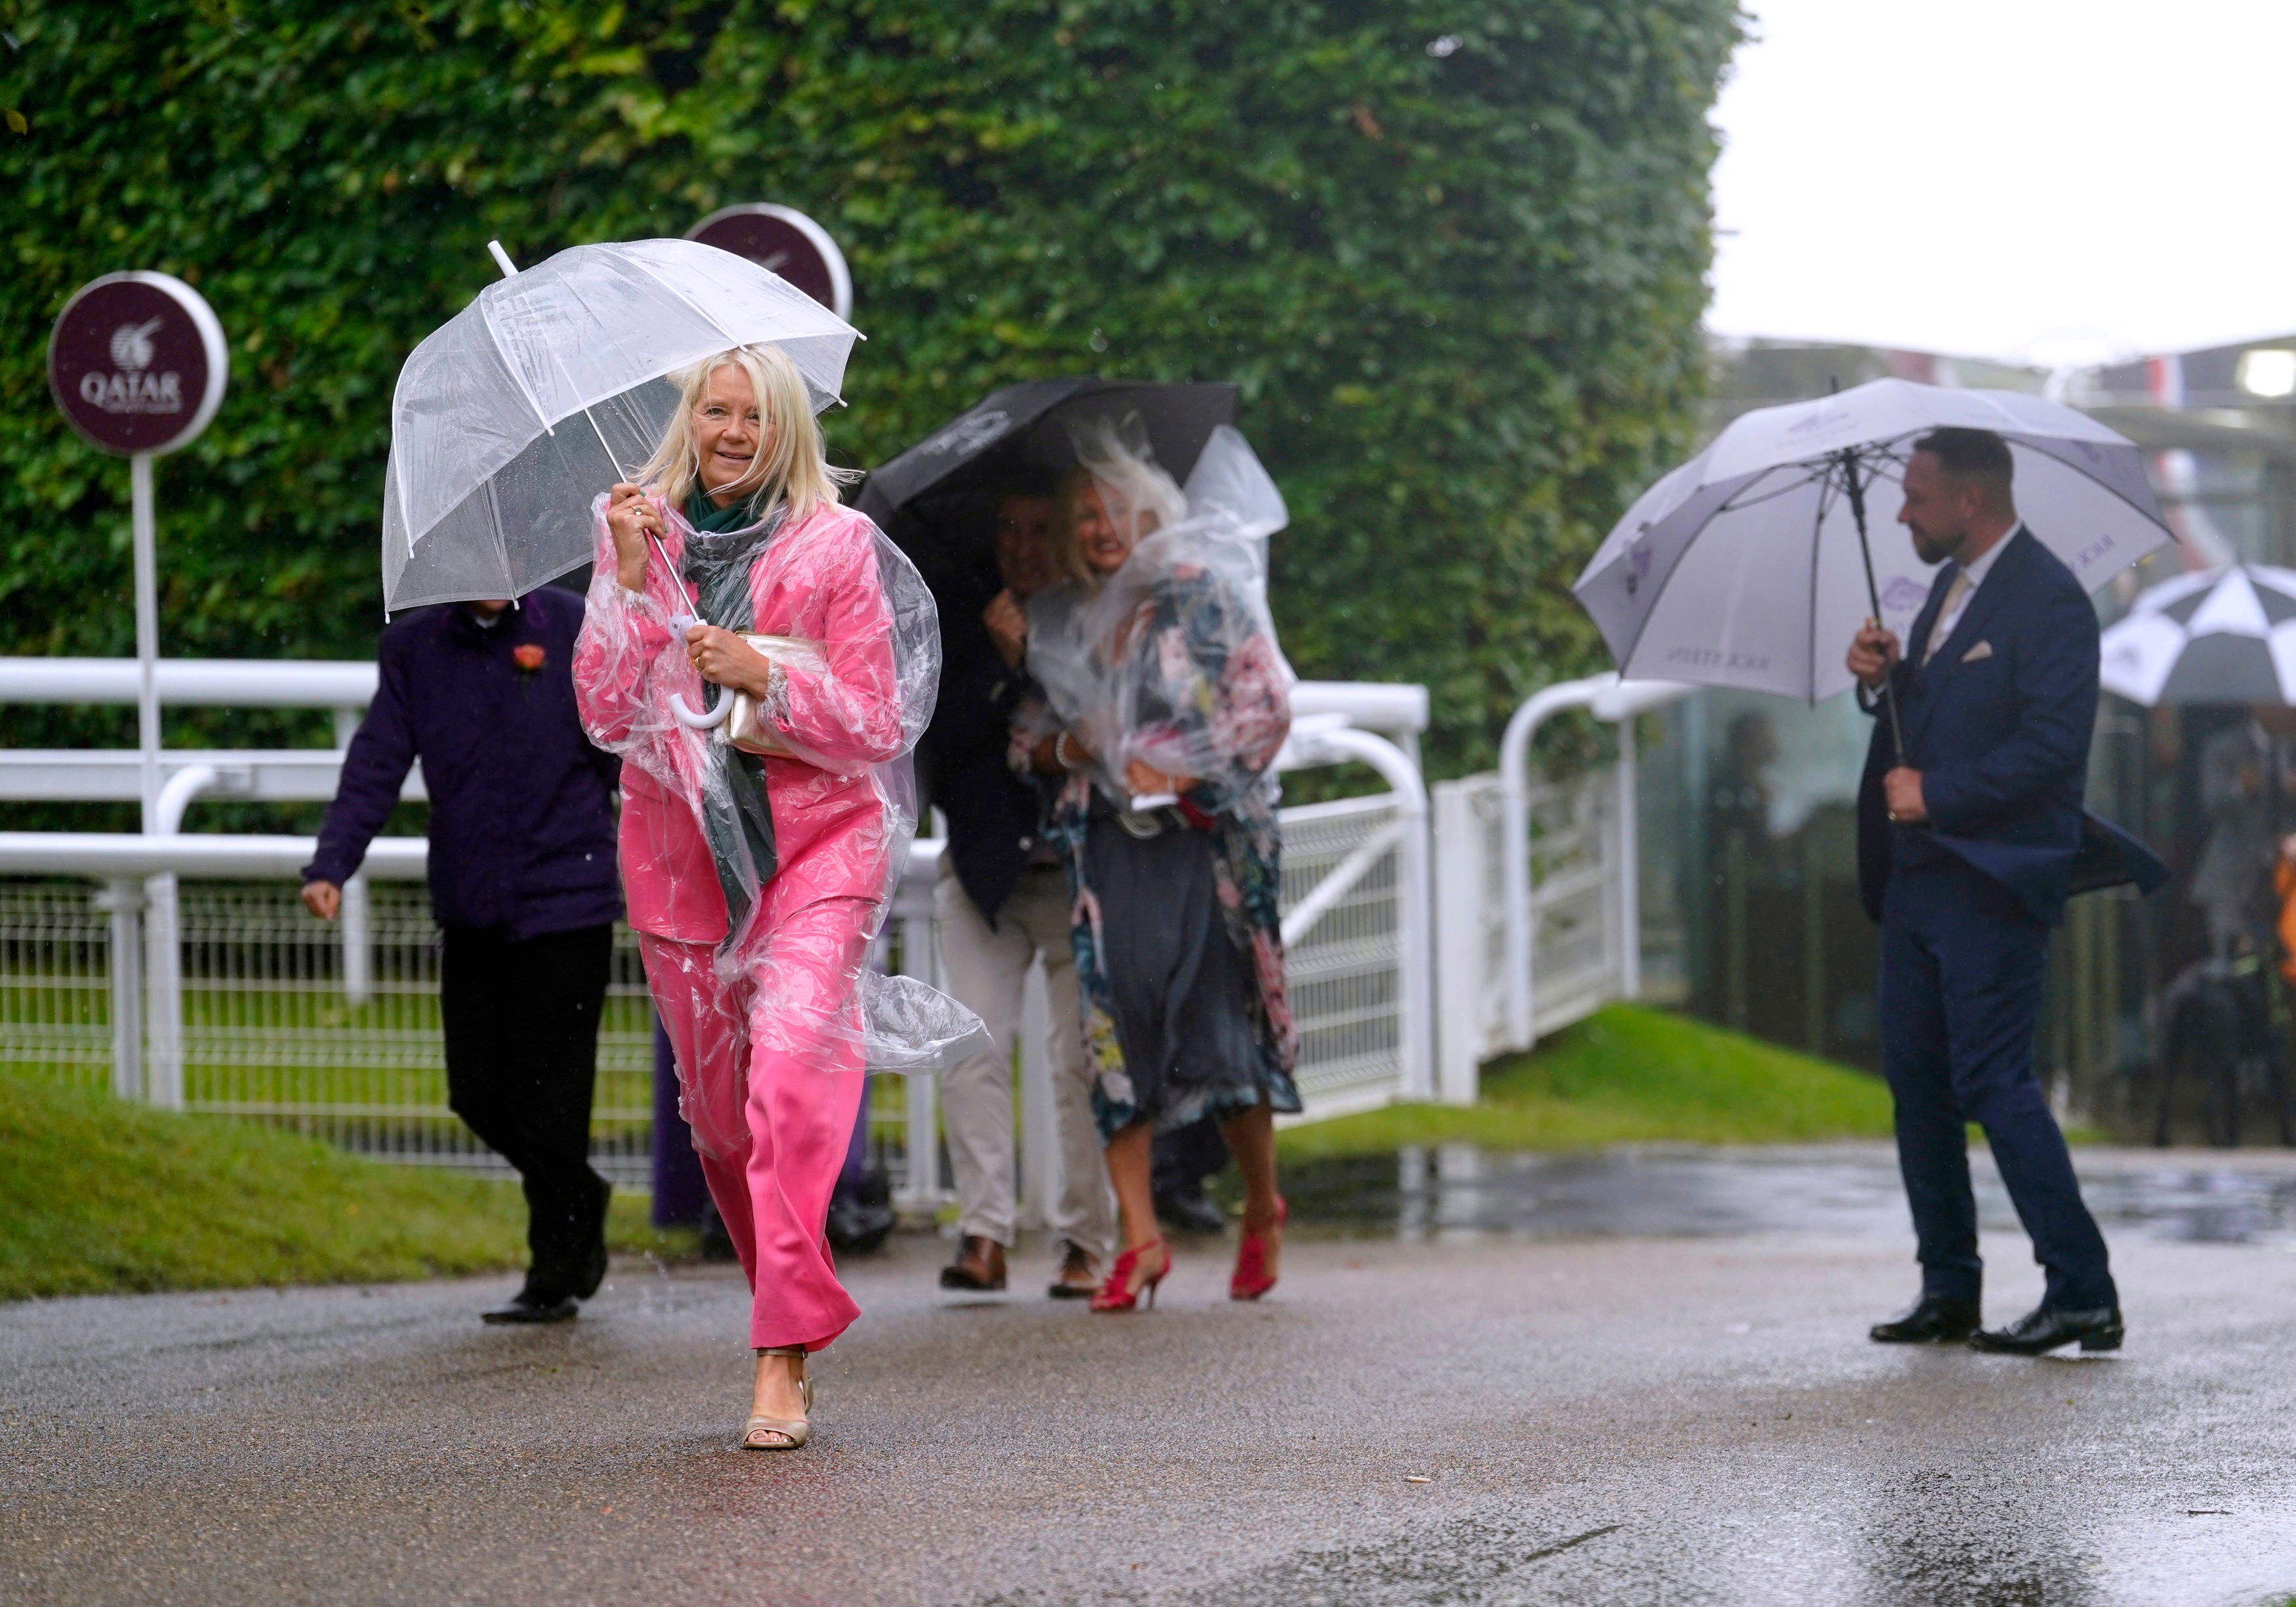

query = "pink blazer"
(573, 502), (909, 945)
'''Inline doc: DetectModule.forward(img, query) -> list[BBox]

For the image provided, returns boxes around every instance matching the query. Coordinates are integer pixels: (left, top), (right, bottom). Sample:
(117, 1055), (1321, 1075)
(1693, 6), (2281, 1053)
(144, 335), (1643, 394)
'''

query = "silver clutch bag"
(723, 635), (820, 758)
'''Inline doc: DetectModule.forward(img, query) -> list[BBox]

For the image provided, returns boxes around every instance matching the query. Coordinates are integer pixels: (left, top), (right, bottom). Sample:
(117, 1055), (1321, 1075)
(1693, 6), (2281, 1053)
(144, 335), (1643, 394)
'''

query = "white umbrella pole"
(1840, 448), (1908, 761)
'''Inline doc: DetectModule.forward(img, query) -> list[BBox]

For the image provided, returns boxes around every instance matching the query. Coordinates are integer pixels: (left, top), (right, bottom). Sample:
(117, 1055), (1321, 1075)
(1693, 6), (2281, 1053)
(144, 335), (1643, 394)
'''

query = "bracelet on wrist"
(1054, 731), (1079, 770)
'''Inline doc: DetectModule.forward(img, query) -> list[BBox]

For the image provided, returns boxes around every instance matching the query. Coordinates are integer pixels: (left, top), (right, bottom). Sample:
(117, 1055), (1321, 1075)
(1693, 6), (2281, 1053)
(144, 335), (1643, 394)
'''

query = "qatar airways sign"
(47, 272), (228, 456)
(688, 204), (853, 320)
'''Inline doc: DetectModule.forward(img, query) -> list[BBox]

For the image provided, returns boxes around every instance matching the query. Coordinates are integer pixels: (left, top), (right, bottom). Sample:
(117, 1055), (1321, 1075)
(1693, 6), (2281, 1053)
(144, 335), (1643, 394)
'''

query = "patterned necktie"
(1923, 568), (1971, 665)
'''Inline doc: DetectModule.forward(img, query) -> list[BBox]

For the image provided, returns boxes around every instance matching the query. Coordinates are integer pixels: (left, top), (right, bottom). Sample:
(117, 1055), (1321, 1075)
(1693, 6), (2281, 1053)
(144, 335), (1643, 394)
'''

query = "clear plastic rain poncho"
(573, 487), (989, 1114)
(1023, 421), (1295, 810)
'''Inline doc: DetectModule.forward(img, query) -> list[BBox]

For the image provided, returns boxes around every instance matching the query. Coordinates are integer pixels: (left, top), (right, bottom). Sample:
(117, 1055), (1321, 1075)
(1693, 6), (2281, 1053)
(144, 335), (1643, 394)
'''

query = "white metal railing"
(0, 656), (1425, 745)
(1496, 674), (1690, 1052)
(1433, 765), (1626, 1093)
(1, 662), (1440, 1196)
(0, 788), (1428, 1198)
(0, 657), (400, 1106)
(0, 657), (380, 708)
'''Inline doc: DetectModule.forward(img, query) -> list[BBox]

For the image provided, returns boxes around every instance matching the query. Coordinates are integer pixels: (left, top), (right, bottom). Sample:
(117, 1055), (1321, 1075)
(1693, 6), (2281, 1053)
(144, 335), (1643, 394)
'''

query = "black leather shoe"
(1969, 1303), (2123, 1355)
(574, 1178), (612, 1301)
(1869, 1295), (1982, 1344)
(482, 1290), (579, 1325)
(1155, 1185), (1229, 1237)
(827, 1165), (896, 1256)
(697, 1201), (737, 1263)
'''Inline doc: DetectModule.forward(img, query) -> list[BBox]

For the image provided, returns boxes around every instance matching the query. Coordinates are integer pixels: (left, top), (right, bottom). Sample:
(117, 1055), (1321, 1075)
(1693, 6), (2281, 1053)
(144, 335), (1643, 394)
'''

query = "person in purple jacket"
(302, 587), (624, 1325)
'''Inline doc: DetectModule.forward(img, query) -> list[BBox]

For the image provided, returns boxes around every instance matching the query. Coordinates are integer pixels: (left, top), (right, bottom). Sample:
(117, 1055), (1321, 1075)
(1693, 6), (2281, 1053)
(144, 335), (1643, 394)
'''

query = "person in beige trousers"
(921, 486), (1115, 1295)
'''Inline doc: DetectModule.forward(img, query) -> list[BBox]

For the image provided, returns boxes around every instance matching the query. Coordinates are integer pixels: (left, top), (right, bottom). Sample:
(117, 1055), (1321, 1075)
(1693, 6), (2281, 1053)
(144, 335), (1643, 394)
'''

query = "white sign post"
(48, 271), (229, 1104)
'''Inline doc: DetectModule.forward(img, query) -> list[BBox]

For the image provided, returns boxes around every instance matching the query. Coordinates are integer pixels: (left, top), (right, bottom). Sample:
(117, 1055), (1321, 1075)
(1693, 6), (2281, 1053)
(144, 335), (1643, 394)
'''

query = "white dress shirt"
(1923, 524), (2019, 662)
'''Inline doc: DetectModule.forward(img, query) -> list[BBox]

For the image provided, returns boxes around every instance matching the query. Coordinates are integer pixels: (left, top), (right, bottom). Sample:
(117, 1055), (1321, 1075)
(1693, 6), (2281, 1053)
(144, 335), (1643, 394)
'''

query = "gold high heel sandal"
(742, 1345), (813, 1450)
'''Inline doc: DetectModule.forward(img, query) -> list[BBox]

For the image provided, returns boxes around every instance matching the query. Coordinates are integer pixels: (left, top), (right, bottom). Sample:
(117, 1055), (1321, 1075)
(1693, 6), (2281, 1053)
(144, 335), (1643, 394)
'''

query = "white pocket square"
(1960, 640), (1994, 663)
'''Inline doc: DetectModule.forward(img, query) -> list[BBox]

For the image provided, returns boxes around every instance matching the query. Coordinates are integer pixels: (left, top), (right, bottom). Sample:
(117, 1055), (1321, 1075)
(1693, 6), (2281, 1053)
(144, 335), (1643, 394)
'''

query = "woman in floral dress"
(1014, 421), (1299, 1312)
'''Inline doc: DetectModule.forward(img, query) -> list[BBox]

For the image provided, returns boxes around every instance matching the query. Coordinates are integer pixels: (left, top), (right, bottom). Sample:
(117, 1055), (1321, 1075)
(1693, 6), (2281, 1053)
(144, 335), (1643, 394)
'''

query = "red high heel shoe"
(1229, 1197), (1287, 1301)
(1090, 1239), (1170, 1313)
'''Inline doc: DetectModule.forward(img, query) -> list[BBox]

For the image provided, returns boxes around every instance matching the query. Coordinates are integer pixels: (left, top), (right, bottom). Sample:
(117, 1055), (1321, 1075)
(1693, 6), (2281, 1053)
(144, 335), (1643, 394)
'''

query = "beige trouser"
(934, 863), (1115, 1255)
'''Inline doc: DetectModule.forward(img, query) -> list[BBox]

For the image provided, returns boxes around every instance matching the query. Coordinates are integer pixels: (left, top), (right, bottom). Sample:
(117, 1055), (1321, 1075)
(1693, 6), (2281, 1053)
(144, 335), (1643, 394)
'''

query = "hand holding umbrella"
(604, 482), (666, 591)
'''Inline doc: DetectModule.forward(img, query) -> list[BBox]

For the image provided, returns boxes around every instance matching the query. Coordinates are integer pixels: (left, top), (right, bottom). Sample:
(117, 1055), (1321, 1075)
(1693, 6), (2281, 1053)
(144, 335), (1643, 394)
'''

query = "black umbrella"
(857, 379), (1237, 603)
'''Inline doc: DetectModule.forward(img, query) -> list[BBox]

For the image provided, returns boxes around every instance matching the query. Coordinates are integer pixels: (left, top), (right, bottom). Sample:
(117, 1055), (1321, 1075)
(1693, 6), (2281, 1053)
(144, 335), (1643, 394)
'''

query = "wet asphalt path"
(5, 1146), (2296, 1607)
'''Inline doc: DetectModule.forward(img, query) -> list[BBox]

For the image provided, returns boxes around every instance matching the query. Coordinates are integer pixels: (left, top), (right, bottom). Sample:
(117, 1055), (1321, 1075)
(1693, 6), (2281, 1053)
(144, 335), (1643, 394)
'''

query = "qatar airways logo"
(79, 319), (183, 415)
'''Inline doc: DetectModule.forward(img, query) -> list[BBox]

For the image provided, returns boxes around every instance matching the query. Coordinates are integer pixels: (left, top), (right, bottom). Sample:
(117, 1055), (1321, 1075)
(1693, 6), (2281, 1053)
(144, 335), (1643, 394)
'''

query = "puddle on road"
(1282, 1146), (2296, 1246)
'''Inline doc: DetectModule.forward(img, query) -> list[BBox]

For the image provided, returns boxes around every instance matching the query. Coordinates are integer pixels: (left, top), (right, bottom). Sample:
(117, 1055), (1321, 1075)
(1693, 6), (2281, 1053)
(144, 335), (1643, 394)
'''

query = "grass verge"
(1277, 1003), (1896, 1163)
(0, 1072), (689, 1302)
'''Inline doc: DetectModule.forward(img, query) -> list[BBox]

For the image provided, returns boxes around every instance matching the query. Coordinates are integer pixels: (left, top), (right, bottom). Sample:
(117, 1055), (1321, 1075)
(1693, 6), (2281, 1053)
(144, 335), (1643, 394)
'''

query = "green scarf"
(683, 484), (763, 535)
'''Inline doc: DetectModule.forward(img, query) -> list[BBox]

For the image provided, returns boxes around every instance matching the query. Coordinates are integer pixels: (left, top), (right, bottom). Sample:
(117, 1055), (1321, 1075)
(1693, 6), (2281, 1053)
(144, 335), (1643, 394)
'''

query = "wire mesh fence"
(0, 880), (661, 1184)
(1279, 793), (1408, 1112)
(1, 787), (1424, 1186)
(0, 881), (111, 1082)
(1519, 768), (1623, 1035)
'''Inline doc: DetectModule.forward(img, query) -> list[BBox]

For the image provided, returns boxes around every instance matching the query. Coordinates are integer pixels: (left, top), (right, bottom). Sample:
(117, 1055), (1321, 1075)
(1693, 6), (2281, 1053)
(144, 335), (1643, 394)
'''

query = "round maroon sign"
(687, 204), (853, 320)
(47, 272), (228, 457)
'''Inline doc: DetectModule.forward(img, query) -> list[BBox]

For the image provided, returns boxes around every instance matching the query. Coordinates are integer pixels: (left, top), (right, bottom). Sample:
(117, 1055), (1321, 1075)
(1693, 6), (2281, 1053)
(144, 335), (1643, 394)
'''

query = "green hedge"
(1, 0), (1736, 780)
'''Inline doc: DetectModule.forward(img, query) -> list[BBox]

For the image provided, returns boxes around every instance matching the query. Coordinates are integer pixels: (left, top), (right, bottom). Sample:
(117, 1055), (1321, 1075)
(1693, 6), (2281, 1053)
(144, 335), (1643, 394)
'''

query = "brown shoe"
(938, 1235), (1007, 1291)
(1047, 1239), (1100, 1300)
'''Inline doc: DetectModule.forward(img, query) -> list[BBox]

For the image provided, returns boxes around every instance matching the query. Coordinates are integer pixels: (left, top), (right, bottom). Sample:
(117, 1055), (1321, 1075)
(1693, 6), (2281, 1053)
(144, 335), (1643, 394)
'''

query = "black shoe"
(482, 1290), (579, 1325)
(1969, 1303), (2123, 1356)
(827, 1164), (896, 1255)
(697, 1201), (738, 1263)
(1869, 1295), (1982, 1344)
(574, 1178), (612, 1301)
(1155, 1185), (1229, 1238)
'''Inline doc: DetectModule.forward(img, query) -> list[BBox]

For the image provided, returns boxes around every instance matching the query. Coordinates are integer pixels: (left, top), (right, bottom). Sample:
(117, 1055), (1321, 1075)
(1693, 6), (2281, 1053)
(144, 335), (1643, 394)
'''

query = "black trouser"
(441, 923), (614, 1299)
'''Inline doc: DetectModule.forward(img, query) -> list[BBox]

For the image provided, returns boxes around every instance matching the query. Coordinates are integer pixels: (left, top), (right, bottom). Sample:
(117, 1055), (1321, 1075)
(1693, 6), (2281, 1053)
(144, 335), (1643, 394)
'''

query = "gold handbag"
(722, 635), (821, 758)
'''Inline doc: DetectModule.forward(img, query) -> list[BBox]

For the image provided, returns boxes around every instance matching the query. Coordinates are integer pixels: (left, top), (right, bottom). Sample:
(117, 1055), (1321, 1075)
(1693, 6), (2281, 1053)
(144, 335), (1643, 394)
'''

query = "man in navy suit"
(1845, 427), (2123, 1357)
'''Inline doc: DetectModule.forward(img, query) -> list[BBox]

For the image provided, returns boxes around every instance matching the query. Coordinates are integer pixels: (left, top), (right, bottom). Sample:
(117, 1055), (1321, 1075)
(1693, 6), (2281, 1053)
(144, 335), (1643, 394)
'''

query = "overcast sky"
(1706, 0), (2296, 367)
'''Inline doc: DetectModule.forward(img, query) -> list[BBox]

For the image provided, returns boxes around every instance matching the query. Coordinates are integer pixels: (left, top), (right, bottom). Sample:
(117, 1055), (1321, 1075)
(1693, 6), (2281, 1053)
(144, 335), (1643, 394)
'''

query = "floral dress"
(1013, 563), (1300, 1140)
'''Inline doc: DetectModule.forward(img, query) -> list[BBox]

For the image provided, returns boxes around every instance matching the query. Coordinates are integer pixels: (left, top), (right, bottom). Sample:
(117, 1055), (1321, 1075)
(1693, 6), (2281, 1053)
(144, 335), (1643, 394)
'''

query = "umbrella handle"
(670, 693), (732, 731)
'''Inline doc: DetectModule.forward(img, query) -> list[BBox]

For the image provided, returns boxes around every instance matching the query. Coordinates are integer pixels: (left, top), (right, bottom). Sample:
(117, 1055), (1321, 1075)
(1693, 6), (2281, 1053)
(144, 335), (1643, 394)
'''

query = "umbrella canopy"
(380, 238), (858, 611)
(856, 379), (1236, 599)
(2100, 563), (2296, 706)
(1572, 379), (2177, 703)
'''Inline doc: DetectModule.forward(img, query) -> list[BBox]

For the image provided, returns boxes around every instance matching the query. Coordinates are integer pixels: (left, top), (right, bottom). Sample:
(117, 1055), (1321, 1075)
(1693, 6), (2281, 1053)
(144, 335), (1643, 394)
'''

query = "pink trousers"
(640, 899), (871, 1352)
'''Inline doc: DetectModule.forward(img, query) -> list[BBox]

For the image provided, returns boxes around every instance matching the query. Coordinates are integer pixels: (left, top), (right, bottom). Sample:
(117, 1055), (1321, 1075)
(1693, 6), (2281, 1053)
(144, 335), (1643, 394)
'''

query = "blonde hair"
(1054, 414), (1190, 585)
(637, 344), (856, 523)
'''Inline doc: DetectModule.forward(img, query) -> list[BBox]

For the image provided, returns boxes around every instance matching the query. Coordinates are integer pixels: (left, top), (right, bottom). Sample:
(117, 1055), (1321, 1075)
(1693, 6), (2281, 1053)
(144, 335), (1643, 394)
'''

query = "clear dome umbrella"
(379, 237), (859, 612)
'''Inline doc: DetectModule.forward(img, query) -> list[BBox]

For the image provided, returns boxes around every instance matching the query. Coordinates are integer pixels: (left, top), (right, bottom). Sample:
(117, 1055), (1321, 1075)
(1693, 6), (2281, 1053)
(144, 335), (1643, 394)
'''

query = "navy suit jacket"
(1856, 527), (2160, 927)
(304, 590), (623, 940)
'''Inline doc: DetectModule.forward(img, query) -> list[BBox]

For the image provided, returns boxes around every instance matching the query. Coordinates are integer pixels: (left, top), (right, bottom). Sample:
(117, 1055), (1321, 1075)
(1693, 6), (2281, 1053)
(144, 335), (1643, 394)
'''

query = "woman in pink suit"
(574, 343), (953, 1451)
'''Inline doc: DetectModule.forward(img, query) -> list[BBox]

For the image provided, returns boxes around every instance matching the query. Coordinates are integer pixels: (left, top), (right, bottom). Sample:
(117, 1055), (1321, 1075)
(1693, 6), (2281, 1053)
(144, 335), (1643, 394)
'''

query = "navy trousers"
(1878, 857), (2116, 1310)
